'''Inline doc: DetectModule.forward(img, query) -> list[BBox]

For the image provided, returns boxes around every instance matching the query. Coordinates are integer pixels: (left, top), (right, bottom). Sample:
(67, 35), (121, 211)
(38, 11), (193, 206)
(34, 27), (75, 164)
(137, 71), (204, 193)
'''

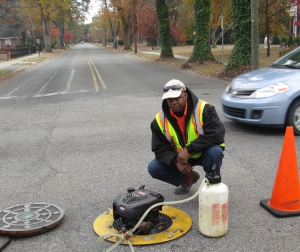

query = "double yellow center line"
(87, 60), (107, 91)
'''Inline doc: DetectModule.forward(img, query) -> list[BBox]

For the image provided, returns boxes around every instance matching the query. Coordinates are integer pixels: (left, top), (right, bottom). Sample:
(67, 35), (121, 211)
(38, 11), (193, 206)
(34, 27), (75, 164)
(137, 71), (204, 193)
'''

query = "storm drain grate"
(113, 213), (173, 235)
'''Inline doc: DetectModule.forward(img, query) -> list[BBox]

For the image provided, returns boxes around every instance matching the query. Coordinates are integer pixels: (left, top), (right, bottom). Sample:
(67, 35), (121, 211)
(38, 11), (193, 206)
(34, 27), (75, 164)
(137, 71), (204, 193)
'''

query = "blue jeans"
(148, 146), (224, 187)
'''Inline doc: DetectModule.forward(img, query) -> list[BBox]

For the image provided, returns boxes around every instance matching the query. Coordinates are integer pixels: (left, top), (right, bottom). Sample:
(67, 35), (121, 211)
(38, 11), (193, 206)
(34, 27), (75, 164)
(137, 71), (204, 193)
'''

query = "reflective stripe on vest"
(155, 100), (207, 158)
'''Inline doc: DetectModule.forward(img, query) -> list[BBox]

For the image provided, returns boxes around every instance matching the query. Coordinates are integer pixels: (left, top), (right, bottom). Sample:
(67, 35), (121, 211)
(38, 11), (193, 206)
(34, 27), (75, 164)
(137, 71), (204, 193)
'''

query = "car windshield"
(272, 48), (300, 68)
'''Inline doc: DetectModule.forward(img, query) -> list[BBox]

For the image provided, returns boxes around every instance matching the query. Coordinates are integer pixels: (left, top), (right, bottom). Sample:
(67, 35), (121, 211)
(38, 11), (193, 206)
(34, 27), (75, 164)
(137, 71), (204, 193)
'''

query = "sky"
(85, 0), (100, 24)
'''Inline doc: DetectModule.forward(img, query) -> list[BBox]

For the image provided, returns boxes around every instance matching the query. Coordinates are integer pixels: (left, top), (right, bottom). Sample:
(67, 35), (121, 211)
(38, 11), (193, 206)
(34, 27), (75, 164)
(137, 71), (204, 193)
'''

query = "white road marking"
(37, 71), (58, 94)
(65, 69), (75, 92)
(6, 74), (39, 96)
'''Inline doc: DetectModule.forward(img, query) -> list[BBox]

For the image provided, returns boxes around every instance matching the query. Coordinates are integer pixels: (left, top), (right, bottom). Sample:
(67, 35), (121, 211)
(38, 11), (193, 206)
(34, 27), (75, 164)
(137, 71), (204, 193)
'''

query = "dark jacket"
(150, 87), (225, 169)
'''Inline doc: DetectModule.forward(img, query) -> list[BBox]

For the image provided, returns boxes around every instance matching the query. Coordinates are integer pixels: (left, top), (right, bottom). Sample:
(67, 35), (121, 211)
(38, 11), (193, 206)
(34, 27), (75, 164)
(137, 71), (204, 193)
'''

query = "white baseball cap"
(162, 79), (186, 100)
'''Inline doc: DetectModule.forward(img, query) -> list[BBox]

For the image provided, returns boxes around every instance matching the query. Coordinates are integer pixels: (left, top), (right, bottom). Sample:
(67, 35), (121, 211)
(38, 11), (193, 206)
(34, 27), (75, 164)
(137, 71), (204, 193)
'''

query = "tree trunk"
(156, 0), (174, 58)
(60, 19), (65, 48)
(102, 28), (107, 46)
(122, 14), (132, 50)
(103, 0), (115, 42)
(56, 36), (61, 49)
(226, 0), (251, 69)
(210, 28), (217, 48)
(189, 0), (214, 62)
(251, 0), (259, 69)
(55, 20), (64, 49)
(132, 0), (138, 54)
(41, 13), (52, 53)
(103, 29), (107, 46)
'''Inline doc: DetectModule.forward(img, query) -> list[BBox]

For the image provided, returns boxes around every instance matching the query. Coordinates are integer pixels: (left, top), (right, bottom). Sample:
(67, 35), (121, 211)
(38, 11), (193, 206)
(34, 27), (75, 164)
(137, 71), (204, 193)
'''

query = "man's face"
(166, 92), (188, 114)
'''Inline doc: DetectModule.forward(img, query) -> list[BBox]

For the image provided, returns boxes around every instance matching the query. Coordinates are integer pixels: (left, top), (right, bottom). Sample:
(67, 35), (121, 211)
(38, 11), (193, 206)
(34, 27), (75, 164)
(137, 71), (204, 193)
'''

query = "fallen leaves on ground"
(0, 48), (67, 83)
(105, 44), (286, 81)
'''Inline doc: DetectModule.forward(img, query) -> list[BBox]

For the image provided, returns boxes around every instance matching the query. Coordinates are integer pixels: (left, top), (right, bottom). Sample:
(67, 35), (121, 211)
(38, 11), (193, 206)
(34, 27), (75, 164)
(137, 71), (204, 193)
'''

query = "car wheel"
(287, 99), (300, 136)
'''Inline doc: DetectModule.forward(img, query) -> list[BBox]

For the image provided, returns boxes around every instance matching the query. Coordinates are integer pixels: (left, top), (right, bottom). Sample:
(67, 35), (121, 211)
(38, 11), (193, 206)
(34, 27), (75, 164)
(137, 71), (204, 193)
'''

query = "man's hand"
(176, 162), (193, 175)
(177, 148), (190, 164)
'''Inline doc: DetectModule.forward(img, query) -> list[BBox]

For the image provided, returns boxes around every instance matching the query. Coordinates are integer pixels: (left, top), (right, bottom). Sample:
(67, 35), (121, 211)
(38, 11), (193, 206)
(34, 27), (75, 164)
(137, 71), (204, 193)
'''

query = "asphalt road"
(0, 43), (300, 252)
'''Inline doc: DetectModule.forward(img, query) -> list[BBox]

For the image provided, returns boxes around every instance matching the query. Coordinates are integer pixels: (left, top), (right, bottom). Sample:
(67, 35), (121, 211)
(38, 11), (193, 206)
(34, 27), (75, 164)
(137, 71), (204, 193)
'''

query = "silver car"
(221, 46), (300, 135)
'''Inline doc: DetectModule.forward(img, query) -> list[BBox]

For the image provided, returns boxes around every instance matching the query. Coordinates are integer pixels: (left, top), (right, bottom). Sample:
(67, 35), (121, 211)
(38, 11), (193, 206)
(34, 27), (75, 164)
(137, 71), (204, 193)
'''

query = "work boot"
(174, 171), (200, 195)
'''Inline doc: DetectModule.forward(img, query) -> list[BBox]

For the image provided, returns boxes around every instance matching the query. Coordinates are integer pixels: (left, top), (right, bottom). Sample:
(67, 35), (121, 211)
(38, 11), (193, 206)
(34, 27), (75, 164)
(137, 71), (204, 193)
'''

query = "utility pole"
(220, 15), (224, 71)
(251, 0), (259, 70)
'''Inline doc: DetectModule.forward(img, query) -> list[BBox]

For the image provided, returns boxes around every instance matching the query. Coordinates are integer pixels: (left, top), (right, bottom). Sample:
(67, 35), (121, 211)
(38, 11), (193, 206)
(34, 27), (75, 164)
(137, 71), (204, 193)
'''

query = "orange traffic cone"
(260, 126), (300, 217)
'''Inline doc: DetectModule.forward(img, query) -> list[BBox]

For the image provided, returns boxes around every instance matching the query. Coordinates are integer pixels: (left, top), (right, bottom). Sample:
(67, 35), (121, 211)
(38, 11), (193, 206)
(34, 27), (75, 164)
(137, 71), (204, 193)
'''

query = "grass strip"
(0, 70), (12, 76)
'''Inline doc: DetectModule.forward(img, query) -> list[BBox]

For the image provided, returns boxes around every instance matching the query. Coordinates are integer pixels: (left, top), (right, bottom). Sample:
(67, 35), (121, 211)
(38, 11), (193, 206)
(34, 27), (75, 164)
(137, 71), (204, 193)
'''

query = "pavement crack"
(36, 106), (64, 198)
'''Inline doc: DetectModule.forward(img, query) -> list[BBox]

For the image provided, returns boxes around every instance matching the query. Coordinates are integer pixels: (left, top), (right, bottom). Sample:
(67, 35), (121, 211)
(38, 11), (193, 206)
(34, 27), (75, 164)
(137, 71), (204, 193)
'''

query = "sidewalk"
(0, 53), (40, 72)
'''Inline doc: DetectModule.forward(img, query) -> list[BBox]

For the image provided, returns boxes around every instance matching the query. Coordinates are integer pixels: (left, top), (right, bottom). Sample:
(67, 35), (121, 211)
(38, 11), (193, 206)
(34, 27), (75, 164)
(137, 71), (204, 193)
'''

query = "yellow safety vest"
(156, 100), (225, 159)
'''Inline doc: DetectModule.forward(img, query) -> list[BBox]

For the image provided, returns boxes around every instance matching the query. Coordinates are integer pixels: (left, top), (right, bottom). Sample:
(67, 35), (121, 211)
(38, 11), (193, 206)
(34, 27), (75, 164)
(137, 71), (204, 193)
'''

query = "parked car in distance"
(81, 41), (84, 44)
(221, 46), (300, 135)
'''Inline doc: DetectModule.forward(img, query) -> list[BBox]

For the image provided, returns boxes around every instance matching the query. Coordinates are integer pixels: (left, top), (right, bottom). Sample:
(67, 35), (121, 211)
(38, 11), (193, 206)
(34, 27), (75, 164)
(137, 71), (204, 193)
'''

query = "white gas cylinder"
(199, 175), (228, 237)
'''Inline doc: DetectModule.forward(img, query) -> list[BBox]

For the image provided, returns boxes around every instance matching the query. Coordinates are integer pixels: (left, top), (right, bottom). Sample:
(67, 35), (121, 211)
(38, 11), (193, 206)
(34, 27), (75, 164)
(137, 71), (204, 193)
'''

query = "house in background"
(0, 28), (21, 50)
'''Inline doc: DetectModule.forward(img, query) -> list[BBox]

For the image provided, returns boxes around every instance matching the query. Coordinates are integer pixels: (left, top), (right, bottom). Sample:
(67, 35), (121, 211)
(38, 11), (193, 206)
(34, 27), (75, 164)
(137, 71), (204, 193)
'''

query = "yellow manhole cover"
(93, 205), (192, 245)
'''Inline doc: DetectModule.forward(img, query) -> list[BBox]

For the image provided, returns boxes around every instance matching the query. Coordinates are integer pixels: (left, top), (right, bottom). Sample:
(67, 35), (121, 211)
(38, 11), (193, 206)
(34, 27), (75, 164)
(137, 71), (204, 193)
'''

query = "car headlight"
(225, 84), (231, 93)
(249, 82), (290, 98)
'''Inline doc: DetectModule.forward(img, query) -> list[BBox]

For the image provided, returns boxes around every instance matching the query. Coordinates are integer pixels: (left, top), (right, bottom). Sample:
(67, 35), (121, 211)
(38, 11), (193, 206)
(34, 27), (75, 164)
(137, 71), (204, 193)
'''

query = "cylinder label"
(212, 203), (228, 226)
(212, 204), (220, 225)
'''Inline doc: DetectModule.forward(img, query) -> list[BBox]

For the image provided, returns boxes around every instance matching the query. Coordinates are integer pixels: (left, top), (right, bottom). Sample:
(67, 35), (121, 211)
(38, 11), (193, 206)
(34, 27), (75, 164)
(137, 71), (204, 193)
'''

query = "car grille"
(227, 87), (257, 97)
(223, 105), (246, 118)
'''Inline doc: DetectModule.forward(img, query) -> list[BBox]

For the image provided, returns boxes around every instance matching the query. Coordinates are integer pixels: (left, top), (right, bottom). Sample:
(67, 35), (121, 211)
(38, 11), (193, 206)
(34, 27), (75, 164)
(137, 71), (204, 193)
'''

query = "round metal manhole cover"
(0, 203), (65, 237)
(113, 213), (172, 235)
